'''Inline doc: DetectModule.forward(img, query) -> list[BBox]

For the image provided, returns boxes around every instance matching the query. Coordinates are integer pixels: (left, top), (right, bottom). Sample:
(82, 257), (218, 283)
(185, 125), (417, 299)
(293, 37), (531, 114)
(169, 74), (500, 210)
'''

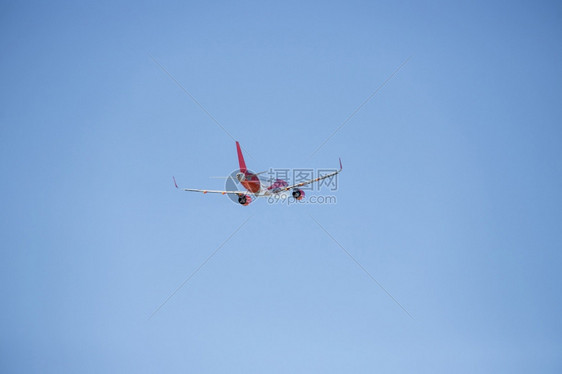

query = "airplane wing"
(279, 158), (343, 192)
(181, 188), (248, 195)
(173, 177), (247, 196)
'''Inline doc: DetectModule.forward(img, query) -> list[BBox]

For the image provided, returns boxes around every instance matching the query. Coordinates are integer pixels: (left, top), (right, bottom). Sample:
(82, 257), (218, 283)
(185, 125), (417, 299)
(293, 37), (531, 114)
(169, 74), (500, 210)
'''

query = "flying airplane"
(173, 141), (342, 206)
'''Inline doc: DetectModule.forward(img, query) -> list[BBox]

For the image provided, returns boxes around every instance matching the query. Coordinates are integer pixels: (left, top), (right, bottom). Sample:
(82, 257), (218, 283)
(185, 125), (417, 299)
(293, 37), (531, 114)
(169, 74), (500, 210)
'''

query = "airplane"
(173, 141), (342, 206)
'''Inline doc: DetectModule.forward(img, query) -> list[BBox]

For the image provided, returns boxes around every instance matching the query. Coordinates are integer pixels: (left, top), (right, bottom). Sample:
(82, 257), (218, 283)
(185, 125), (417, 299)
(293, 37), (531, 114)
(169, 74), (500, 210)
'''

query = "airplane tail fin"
(236, 141), (247, 172)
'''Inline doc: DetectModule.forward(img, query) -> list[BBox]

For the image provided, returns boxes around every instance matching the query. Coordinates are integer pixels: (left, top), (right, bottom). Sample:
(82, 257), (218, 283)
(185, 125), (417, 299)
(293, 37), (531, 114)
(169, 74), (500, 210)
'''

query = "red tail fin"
(236, 141), (247, 172)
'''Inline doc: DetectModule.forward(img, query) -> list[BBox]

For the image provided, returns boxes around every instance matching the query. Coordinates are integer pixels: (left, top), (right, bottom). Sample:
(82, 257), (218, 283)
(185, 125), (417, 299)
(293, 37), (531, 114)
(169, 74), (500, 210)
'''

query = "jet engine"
(238, 195), (252, 206)
(292, 188), (305, 201)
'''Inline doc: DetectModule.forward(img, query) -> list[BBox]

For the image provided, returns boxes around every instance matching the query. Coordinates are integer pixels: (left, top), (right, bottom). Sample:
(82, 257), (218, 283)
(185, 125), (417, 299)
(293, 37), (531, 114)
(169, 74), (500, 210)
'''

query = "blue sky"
(1, 1), (561, 372)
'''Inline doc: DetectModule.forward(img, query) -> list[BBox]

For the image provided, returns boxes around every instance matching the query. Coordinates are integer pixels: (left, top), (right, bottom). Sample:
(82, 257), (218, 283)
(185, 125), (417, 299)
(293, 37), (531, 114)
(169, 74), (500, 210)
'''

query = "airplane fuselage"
(239, 172), (261, 194)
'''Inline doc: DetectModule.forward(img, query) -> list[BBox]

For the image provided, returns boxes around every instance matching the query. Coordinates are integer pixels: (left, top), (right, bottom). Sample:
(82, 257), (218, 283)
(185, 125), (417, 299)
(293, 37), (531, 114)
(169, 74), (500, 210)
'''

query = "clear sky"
(1, 1), (561, 372)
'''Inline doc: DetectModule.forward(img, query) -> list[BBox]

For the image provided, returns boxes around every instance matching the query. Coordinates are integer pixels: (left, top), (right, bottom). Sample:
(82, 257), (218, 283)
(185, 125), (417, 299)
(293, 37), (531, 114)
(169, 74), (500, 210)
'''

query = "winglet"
(173, 176), (178, 189)
(339, 158), (343, 171)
